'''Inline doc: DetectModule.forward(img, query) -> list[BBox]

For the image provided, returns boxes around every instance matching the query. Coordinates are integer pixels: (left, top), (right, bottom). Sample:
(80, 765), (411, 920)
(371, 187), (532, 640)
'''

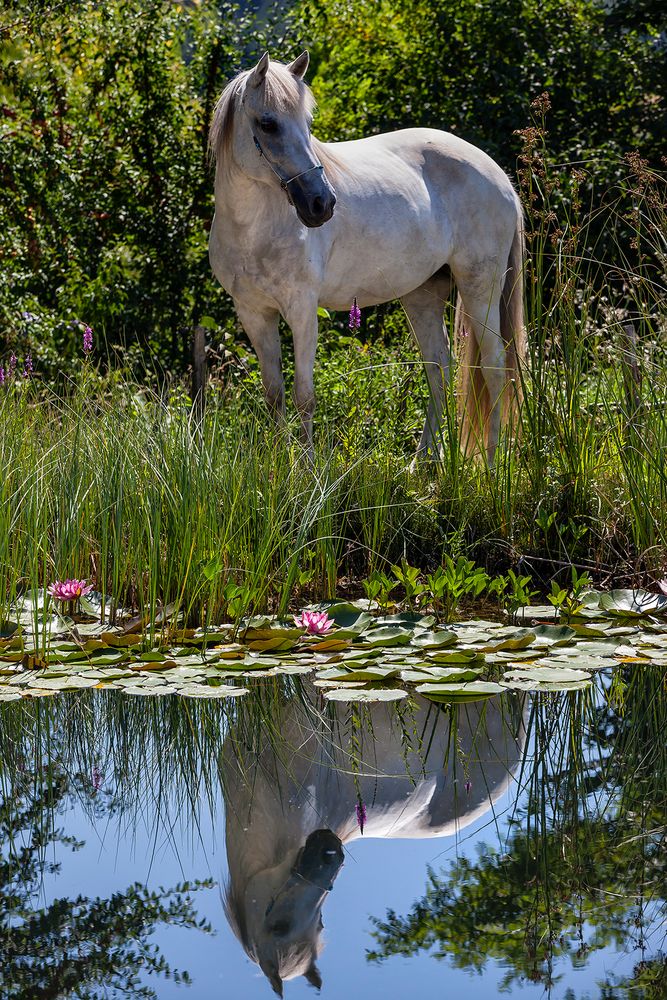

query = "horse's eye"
(259, 117), (278, 134)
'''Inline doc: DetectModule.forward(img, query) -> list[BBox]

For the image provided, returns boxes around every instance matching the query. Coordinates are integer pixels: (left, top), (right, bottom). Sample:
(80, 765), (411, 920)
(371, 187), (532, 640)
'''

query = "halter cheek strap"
(252, 134), (324, 198)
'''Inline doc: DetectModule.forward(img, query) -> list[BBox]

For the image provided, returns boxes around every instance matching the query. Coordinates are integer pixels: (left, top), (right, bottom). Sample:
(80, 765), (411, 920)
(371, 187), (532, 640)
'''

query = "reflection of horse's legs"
(457, 278), (504, 468)
(285, 304), (318, 456)
(235, 302), (284, 420)
(401, 274), (452, 459)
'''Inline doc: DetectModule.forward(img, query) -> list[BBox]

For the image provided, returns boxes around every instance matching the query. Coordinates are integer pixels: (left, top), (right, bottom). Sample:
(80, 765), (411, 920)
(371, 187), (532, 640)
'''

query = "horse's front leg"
(284, 302), (319, 458)
(234, 302), (284, 421)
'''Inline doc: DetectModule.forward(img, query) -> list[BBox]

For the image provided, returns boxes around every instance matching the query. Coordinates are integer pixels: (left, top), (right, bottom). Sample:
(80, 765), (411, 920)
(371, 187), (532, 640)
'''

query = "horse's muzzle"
(292, 184), (336, 228)
(294, 828), (344, 887)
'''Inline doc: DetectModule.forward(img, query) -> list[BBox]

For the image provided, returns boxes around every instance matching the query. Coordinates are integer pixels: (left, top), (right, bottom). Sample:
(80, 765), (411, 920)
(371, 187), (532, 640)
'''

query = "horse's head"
(228, 828), (344, 997)
(213, 51), (336, 228)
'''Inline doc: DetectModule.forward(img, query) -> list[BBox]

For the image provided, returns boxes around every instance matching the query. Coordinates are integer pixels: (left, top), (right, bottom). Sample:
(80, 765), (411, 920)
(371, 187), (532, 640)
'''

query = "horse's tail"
(458, 209), (527, 454)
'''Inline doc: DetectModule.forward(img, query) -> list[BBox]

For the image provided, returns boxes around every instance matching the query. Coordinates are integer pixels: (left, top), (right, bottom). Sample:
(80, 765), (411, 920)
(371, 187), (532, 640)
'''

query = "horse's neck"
(224, 738), (323, 881)
(214, 163), (292, 232)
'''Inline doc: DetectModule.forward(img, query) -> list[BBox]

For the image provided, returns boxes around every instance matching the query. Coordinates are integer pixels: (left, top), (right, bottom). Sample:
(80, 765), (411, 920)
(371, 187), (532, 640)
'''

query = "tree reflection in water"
(367, 667), (667, 998)
(0, 765), (213, 999)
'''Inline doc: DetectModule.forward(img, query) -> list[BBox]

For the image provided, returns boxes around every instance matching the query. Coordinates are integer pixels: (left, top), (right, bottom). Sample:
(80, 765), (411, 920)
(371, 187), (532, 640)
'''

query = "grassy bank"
(1, 152), (666, 626)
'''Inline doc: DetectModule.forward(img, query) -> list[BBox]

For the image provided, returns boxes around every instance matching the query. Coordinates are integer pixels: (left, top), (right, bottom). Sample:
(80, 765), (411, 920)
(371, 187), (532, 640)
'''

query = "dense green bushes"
(0, 0), (266, 376)
(1, 0), (664, 374)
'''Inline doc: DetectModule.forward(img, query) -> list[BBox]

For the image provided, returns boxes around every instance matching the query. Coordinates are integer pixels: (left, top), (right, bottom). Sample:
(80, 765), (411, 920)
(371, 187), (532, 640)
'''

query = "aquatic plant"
(294, 610), (335, 635)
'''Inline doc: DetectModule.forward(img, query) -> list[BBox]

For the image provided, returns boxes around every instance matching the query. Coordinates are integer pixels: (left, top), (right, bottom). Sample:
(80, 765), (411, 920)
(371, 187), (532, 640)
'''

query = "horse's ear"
(260, 959), (283, 997)
(248, 51), (270, 89)
(287, 50), (309, 80)
(304, 962), (322, 991)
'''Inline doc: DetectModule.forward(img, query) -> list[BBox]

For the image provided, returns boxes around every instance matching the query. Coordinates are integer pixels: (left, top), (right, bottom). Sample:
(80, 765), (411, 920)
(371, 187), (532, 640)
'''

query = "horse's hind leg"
(401, 272), (452, 460)
(455, 275), (505, 467)
(234, 301), (285, 419)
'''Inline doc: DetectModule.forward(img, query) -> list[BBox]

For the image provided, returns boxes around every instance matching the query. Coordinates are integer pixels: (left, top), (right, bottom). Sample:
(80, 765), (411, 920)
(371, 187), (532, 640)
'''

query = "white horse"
(209, 51), (527, 466)
(222, 690), (525, 996)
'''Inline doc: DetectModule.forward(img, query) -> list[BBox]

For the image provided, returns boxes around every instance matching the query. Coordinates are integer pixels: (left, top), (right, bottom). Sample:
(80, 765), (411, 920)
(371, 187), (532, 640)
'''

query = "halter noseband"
(252, 134), (324, 200)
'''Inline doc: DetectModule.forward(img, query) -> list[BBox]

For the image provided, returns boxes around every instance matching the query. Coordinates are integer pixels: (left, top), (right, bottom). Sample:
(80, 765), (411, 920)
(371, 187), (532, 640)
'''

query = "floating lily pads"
(357, 626), (413, 648)
(2, 585), (666, 705)
(502, 666), (592, 686)
(412, 630), (458, 650)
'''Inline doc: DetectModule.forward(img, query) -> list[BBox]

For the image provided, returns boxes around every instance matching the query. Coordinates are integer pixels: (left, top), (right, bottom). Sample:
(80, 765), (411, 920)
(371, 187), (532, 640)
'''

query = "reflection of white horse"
(223, 691), (525, 996)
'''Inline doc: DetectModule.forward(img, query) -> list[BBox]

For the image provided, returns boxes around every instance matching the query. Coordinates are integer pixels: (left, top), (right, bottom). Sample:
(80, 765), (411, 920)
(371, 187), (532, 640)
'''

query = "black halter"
(252, 134), (324, 199)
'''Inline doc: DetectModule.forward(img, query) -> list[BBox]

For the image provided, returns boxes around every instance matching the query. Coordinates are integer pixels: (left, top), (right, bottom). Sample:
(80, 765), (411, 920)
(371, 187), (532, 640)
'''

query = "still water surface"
(1, 675), (665, 999)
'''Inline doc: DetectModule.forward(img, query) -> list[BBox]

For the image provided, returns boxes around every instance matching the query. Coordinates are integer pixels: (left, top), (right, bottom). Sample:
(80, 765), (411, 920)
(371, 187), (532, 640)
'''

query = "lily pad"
(599, 589), (667, 617)
(27, 675), (100, 691)
(416, 681), (505, 701)
(412, 630), (458, 650)
(357, 627), (413, 648)
(178, 684), (249, 699)
(0, 690), (22, 702)
(502, 666), (591, 684)
(530, 624), (576, 647)
(308, 604), (374, 630)
(323, 687), (408, 702)
(426, 649), (485, 665)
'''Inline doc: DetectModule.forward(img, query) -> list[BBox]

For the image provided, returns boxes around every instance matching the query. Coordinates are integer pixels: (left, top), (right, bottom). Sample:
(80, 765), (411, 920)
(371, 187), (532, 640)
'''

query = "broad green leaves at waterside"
(1, 590), (666, 704)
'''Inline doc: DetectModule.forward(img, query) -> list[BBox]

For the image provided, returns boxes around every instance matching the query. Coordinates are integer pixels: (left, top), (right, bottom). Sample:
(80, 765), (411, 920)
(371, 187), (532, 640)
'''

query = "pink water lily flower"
(294, 610), (335, 635)
(47, 578), (94, 602)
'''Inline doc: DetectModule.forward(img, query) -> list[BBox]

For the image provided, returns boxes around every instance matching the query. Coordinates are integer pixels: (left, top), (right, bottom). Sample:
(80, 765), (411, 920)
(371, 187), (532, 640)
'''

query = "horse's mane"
(223, 878), (254, 957)
(208, 61), (345, 180)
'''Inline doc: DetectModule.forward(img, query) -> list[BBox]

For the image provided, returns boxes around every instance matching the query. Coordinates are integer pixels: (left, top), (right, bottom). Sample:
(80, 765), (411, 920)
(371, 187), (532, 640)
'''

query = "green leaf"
(599, 589), (667, 617)
(416, 681), (505, 701)
(198, 315), (218, 329)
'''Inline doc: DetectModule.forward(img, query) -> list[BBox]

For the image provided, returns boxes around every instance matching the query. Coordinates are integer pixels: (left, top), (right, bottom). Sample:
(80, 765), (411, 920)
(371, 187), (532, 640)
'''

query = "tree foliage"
(0, 766), (214, 999)
(302, 0), (665, 171)
(0, 0), (270, 375)
(0, 0), (664, 375)
(367, 667), (667, 995)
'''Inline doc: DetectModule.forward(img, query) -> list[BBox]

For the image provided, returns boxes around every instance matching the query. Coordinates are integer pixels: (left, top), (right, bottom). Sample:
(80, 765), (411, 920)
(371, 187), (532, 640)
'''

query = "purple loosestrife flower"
(0, 366), (4, 386)
(465, 780), (472, 795)
(23, 354), (33, 377)
(348, 297), (361, 330)
(294, 610), (335, 635)
(8, 354), (17, 377)
(83, 326), (93, 355)
(47, 578), (94, 602)
(356, 800), (367, 834)
(92, 765), (103, 792)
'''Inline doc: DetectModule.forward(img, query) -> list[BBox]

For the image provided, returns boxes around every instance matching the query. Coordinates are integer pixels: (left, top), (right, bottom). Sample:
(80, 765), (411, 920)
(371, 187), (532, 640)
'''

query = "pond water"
(1, 669), (665, 999)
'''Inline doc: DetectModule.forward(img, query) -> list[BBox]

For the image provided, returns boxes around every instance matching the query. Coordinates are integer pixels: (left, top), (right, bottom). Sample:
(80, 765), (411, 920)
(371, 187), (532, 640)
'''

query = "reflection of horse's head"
(225, 828), (344, 996)
(223, 691), (525, 996)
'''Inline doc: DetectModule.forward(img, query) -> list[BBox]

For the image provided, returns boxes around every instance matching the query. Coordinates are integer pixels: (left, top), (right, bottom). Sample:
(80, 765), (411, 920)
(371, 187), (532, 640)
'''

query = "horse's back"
(323, 127), (518, 206)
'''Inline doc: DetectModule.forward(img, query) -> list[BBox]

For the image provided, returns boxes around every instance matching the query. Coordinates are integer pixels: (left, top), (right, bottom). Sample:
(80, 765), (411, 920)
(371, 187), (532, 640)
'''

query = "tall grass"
(0, 153), (665, 624)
